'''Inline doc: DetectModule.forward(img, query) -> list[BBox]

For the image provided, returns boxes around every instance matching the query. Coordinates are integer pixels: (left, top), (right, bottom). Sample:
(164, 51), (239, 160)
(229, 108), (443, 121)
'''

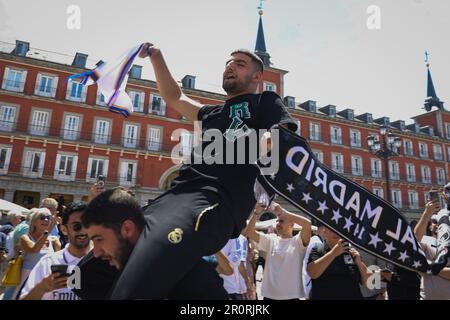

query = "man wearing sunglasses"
(20, 203), (92, 300)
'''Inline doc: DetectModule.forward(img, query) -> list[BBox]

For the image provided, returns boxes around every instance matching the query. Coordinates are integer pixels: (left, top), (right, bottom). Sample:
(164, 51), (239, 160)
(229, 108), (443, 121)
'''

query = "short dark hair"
(82, 187), (145, 232)
(230, 49), (264, 73)
(62, 202), (87, 225)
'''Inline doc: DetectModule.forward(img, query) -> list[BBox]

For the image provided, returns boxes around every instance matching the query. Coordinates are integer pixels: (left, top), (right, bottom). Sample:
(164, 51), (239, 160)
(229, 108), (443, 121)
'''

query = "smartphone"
(97, 175), (106, 188)
(51, 264), (68, 277)
(429, 191), (439, 202)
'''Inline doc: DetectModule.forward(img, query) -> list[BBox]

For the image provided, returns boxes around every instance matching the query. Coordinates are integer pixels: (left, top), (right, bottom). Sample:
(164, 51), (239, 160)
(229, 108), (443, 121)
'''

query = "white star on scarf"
(302, 193), (312, 204)
(286, 183), (295, 192)
(317, 200), (328, 214)
(331, 209), (342, 224)
(368, 232), (383, 249)
(412, 260), (422, 269)
(398, 250), (410, 263)
(270, 173), (276, 180)
(383, 241), (396, 256)
(343, 216), (354, 232)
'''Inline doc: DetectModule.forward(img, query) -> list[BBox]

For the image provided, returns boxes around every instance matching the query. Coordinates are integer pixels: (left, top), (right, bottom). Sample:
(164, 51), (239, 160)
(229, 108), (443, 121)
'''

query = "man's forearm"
(307, 251), (336, 279)
(20, 282), (46, 300)
(438, 267), (450, 281)
(356, 260), (371, 287)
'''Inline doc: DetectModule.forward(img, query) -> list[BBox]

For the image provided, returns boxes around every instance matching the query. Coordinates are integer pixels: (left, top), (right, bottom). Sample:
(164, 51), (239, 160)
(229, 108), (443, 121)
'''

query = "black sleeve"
(197, 105), (216, 121)
(257, 91), (298, 131)
(308, 245), (324, 264)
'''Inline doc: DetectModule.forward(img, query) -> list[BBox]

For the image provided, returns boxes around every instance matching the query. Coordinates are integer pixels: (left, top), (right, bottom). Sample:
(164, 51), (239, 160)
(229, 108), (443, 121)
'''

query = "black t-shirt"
(172, 91), (297, 234)
(308, 242), (363, 300)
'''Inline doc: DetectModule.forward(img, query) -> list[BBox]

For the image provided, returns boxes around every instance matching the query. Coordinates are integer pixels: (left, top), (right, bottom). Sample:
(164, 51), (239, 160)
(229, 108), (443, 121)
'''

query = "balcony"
(34, 83), (57, 98)
(406, 174), (416, 182)
(350, 139), (362, 147)
(330, 135), (343, 145)
(2, 79), (24, 92)
(0, 120), (16, 132)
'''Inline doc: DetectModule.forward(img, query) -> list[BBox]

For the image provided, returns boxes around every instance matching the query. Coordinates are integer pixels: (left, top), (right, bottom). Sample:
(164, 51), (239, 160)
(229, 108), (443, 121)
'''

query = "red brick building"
(0, 14), (448, 221)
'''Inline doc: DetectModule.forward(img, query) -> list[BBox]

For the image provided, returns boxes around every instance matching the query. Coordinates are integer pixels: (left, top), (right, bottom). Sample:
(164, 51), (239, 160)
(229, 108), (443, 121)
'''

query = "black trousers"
(110, 185), (235, 299)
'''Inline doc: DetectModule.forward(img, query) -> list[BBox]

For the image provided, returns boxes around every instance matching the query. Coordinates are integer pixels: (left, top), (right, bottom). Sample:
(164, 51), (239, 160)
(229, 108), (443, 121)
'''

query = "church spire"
(254, 1), (271, 67)
(424, 51), (444, 112)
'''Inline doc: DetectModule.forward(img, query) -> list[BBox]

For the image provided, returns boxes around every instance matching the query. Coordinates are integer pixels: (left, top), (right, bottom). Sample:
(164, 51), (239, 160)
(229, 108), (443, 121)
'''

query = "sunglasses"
(69, 222), (83, 232)
(39, 215), (52, 221)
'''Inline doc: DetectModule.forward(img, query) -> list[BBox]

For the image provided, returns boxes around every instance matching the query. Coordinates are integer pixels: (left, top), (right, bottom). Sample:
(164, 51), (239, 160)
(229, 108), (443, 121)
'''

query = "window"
(54, 154), (77, 181)
(148, 126), (162, 151)
(263, 82), (276, 92)
(22, 150), (45, 177)
(0, 146), (12, 174)
(350, 129), (361, 147)
(421, 166), (431, 183)
(371, 158), (382, 178)
(97, 92), (106, 106)
(446, 123), (450, 140)
(94, 119), (110, 144)
(330, 126), (342, 144)
(86, 158), (109, 182)
(128, 90), (144, 112)
(180, 131), (193, 156)
(62, 114), (80, 140)
(389, 161), (400, 180)
(408, 191), (419, 210)
(119, 161), (137, 186)
(392, 190), (402, 208)
(294, 120), (301, 136)
(149, 93), (166, 116)
(403, 139), (413, 156)
(66, 81), (86, 102)
(373, 187), (384, 198)
(2, 67), (26, 92)
(419, 142), (429, 158)
(331, 153), (343, 173)
(406, 164), (416, 182)
(313, 150), (323, 163)
(0, 105), (16, 132)
(309, 123), (321, 141)
(29, 110), (50, 136)
(433, 144), (443, 160)
(35, 74), (58, 98)
(351, 156), (363, 176)
(436, 168), (446, 185)
(123, 124), (139, 148)
(448, 147), (450, 163)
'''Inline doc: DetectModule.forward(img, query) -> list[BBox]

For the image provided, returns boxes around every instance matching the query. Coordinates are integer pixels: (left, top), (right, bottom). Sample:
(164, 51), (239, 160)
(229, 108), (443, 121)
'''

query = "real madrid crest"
(168, 228), (183, 244)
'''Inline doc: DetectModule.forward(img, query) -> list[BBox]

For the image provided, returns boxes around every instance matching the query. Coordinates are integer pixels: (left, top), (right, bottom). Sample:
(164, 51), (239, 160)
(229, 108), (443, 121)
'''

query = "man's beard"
(114, 235), (134, 270)
(69, 233), (90, 250)
(222, 74), (252, 95)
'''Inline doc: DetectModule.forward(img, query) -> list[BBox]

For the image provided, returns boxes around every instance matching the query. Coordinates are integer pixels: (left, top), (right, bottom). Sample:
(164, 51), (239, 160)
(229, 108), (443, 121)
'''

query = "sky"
(1, 0), (450, 124)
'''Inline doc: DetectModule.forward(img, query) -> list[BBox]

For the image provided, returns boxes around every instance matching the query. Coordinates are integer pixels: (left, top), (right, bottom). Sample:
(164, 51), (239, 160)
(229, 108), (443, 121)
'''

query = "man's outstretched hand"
(139, 42), (154, 58)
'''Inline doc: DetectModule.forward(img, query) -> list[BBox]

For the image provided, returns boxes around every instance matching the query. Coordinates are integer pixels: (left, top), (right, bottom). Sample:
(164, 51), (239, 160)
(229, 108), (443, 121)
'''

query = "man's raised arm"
(140, 43), (203, 122)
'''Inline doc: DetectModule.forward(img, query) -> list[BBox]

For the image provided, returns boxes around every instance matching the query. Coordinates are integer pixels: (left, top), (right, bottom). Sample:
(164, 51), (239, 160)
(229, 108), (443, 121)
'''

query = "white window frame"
(86, 157), (109, 183)
(0, 145), (12, 175)
(421, 165), (431, 183)
(118, 160), (137, 186)
(392, 189), (402, 209)
(62, 113), (81, 141)
(93, 118), (111, 144)
(350, 129), (361, 147)
(419, 142), (429, 158)
(147, 126), (163, 152)
(34, 73), (58, 98)
(149, 93), (166, 116)
(433, 144), (443, 160)
(403, 139), (414, 156)
(405, 164), (416, 182)
(294, 119), (301, 136)
(2, 67), (27, 92)
(123, 123), (140, 148)
(309, 122), (321, 141)
(373, 187), (384, 198)
(436, 168), (446, 185)
(22, 149), (46, 178)
(408, 191), (419, 210)
(331, 153), (344, 173)
(128, 90), (144, 113)
(351, 155), (363, 176)
(180, 131), (194, 156)
(389, 161), (400, 180)
(0, 104), (18, 132)
(330, 126), (342, 144)
(263, 82), (277, 92)
(371, 158), (382, 178)
(66, 80), (87, 102)
(29, 108), (51, 136)
(446, 123), (450, 140)
(312, 150), (323, 163)
(54, 153), (78, 181)
(96, 91), (106, 106)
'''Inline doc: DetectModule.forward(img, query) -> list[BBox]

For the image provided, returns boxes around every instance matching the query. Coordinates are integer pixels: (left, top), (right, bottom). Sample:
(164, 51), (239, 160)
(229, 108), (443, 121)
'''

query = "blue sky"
(1, 0), (450, 124)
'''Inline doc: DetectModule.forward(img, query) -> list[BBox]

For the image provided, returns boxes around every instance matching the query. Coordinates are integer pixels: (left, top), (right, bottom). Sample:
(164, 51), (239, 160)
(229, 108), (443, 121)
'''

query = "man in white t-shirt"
(220, 235), (252, 300)
(245, 201), (311, 300)
(20, 203), (92, 300)
(414, 198), (450, 300)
